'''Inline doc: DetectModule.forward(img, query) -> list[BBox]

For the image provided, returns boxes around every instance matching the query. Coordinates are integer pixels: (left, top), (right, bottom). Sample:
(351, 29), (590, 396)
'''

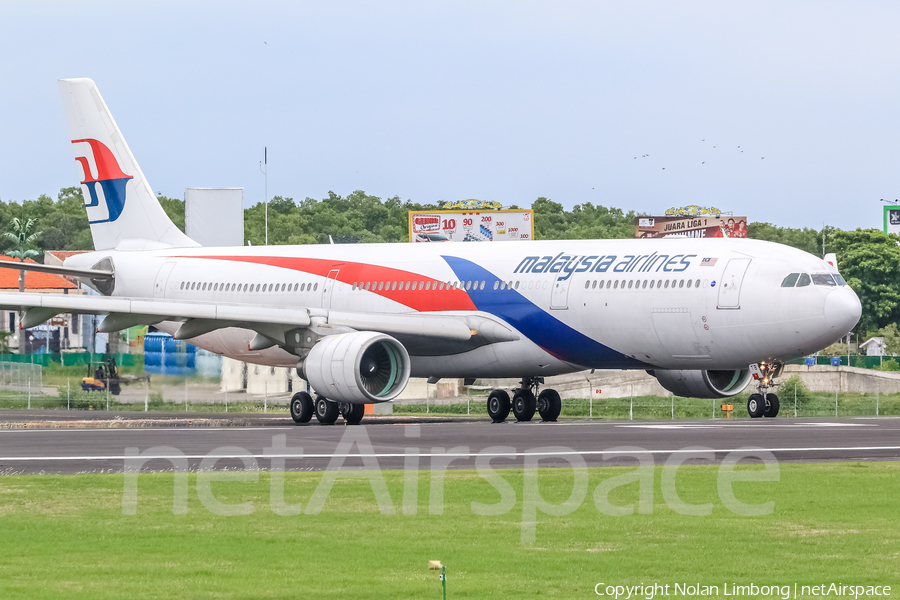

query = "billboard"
(884, 206), (900, 235)
(185, 188), (244, 247)
(409, 209), (534, 242)
(635, 215), (747, 239)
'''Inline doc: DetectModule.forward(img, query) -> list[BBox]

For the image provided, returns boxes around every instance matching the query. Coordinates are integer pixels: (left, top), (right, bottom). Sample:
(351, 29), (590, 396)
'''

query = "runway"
(1, 413), (899, 474)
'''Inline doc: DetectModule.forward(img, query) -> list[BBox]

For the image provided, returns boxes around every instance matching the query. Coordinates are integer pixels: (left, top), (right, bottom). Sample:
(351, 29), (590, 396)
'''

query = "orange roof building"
(0, 256), (78, 292)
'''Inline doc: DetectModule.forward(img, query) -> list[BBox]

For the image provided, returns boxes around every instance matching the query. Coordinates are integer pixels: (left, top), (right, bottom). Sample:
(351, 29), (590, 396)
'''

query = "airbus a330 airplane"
(0, 78), (861, 424)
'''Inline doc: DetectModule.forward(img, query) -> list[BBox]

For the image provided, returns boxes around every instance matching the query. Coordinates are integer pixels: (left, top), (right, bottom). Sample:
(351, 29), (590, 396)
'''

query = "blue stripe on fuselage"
(441, 256), (649, 369)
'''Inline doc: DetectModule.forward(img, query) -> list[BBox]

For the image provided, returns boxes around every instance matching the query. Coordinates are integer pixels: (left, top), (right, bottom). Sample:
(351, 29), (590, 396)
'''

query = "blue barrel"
(830, 357), (841, 366)
(804, 357), (815, 366)
(143, 332), (198, 376)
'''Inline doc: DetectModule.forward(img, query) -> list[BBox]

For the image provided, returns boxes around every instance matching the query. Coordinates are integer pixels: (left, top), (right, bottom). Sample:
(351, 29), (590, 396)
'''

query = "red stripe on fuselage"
(188, 255), (477, 312)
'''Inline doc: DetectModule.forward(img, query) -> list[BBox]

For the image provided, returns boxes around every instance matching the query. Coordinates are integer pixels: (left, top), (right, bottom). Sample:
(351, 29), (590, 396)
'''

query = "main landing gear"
(290, 392), (366, 425)
(487, 377), (561, 424)
(747, 361), (782, 419)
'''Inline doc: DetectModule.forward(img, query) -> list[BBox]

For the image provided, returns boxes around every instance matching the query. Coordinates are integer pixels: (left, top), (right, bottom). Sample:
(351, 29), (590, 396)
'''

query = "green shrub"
(777, 375), (813, 406)
(875, 358), (900, 371)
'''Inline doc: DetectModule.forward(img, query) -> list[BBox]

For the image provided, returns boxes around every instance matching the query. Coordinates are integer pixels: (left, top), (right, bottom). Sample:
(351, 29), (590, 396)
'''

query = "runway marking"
(616, 423), (875, 429)
(0, 427), (298, 434)
(2, 446), (900, 462)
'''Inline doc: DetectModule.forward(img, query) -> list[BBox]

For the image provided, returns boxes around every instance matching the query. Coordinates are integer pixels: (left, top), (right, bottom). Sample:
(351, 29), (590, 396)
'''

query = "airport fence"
(391, 389), (900, 419)
(2, 383), (900, 418)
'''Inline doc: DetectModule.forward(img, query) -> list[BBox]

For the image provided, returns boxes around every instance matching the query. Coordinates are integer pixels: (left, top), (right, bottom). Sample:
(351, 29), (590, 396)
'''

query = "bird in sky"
(702, 162), (705, 164)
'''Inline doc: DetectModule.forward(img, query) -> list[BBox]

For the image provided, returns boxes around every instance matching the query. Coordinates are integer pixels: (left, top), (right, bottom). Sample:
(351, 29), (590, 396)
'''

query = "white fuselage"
(65, 237), (861, 378)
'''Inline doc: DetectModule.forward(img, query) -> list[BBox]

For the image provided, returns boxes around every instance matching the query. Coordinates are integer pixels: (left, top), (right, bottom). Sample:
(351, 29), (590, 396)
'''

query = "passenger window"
(695, 279), (700, 288)
(781, 273), (800, 287)
(679, 280), (684, 288)
(686, 279), (692, 288)
(797, 273), (811, 287)
(628, 280), (633, 289)
(649, 280), (655, 289)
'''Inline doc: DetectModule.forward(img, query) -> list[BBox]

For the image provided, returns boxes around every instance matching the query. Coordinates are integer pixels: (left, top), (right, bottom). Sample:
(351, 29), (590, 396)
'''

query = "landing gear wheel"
(537, 389), (562, 422)
(341, 403), (366, 425)
(314, 396), (340, 425)
(747, 393), (765, 418)
(487, 389), (511, 423)
(290, 391), (313, 423)
(512, 389), (536, 422)
(764, 393), (780, 418)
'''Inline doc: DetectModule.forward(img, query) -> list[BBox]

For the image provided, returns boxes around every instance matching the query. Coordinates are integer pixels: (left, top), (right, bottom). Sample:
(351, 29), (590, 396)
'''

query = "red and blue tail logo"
(72, 139), (133, 224)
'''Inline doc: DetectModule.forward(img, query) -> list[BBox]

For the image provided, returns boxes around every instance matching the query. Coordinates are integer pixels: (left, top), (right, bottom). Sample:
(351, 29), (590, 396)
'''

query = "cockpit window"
(811, 273), (836, 286)
(796, 273), (811, 287)
(833, 274), (847, 286)
(781, 273), (800, 287)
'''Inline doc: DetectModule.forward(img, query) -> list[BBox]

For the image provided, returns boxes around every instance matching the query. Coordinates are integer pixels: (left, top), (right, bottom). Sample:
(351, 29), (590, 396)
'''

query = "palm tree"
(4, 217), (42, 293)
(4, 217), (41, 355)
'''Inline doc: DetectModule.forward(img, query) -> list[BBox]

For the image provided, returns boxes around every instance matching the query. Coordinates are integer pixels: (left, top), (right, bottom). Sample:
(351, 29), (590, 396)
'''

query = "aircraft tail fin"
(58, 78), (199, 251)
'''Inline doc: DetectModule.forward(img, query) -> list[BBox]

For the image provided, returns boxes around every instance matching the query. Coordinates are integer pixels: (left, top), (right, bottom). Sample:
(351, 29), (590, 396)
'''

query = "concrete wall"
(784, 364), (900, 394)
(482, 369), (673, 400)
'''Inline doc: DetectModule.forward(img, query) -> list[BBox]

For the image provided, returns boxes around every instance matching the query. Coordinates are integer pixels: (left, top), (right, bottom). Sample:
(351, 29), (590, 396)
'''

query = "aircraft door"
(322, 269), (340, 309)
(550, 261), (577, 310)
(153, 262), (176, 299)
(717, 258), (751, 309)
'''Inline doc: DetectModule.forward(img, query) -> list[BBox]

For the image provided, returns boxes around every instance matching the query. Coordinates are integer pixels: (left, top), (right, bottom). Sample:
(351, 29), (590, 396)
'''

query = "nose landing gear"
(747, 362), (782, 418)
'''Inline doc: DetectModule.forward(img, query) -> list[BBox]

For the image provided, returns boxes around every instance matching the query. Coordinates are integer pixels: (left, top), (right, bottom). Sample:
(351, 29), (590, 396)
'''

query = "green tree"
(829, 229), (900, 333)
(157, 194), (185, 232)
(533, 197), (637, 240)
(37, 188), (93, 250)
(747, 222), (821, 255)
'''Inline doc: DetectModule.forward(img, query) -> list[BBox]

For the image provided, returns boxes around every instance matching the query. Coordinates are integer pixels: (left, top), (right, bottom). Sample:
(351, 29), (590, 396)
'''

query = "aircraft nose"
(824, 287), (862, 331)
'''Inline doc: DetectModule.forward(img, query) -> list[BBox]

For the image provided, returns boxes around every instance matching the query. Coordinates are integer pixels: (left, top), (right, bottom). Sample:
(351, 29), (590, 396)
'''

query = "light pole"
(260, 147), (268, 246)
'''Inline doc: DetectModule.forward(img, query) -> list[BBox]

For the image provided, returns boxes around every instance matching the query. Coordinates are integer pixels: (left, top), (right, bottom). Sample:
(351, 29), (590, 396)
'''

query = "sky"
(1, 0), (899, 230)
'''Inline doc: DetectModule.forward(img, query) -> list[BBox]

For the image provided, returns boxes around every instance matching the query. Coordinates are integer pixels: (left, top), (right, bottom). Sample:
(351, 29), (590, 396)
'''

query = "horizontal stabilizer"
(0, 260), (113, 280)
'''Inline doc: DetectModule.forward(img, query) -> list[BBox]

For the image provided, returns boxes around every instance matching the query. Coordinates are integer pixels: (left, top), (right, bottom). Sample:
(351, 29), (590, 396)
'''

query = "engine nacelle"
(303, 332), (411, 404)
(651, 369), (751, 399)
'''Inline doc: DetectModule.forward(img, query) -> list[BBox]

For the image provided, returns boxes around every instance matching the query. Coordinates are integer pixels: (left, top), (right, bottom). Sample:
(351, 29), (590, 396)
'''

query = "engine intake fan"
(303, 332), (411, 403)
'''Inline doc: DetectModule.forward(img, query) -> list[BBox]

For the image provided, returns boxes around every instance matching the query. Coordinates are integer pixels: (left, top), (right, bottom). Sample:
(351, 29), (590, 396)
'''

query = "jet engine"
(303, 331), (411, 404)
(650, 369), (751, 399)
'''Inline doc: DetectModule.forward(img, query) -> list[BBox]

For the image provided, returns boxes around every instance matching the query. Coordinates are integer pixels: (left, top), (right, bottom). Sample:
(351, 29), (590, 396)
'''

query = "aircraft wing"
(0, 292), (479, 345)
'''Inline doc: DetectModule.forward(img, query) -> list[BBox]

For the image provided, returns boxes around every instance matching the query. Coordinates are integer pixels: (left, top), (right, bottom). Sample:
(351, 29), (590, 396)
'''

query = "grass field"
(0, 462), (898, 598)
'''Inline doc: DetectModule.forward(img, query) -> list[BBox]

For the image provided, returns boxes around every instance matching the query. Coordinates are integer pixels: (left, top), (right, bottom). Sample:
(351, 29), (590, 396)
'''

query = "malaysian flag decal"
(700, 257), (718, 267)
